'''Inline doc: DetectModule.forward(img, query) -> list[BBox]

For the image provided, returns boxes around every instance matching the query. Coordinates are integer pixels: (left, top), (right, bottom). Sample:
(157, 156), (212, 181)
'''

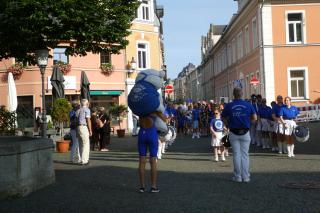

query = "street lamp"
(127, 57), (137, 78)
(129, 57), (136, 73)
(36, 49), (49, 138)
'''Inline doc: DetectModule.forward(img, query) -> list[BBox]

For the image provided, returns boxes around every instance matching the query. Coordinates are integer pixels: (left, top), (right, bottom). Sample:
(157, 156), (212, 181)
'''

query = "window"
(100, 52), (111, 65)
(136, 0), (152, 21)
(232, 39), (236, 64)
(227, 43), (232, 66)
(252, 18), (258, 48)
(245, 25), (250, 55)
(53, 48), (68, 64)
(137, 43), (149, 69)
(237, 32), (243, 60)
(287, 12), (304, 43)
(288, 69), (306, 99)
(141, 1), (150, 20)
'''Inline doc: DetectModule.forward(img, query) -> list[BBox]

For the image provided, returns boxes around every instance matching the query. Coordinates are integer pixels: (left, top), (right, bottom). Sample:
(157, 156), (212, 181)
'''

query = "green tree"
(0, 0), (139, 63)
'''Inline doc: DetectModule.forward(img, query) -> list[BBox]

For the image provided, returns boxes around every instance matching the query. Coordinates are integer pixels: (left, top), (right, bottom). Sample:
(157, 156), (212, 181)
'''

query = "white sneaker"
(214, 157), (219, 162)
(221, 156), (226, 161)
(192, 134), (195, 139)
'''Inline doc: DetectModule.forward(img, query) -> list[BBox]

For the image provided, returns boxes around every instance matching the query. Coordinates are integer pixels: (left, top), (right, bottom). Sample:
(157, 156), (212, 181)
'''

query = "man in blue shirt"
(70, 101), (80, 164)
(192, 103), (201, 139)
(76, 99), (92, 165)
(272, 95), (286, 154)
(222, 87), (257, 183)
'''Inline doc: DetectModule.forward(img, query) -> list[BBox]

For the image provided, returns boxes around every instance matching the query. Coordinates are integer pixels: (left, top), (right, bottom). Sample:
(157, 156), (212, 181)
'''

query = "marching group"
(165, 91), (300, 160)
(154, 87), (300, 186)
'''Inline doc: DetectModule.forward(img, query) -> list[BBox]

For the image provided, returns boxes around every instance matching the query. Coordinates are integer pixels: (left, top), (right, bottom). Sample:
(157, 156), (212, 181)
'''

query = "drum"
(221, 134), (231, 147)
(159, 125), (177, 143)
(294, 125), (309, 143)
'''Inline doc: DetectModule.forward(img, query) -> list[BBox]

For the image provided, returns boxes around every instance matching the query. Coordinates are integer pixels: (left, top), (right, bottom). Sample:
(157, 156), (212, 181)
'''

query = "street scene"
(0, 121), (319, 212)
(1, 0), (320, 212)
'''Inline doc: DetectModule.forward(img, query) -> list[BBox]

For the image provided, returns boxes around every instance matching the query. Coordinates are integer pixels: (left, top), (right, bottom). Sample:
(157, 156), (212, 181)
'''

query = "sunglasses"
(214, 112), (219, 115)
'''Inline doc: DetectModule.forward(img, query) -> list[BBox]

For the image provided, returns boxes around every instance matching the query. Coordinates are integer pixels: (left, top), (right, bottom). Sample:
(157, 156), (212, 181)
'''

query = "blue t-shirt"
(251, 102), (259, 113)
(210, 118), (224, 132)
(192, 109), (200, 121)
(272, 104), (285, 118)
(222, 99), (256, 129)
(279, 105), (299, 120)
(258, 106), (272, 119)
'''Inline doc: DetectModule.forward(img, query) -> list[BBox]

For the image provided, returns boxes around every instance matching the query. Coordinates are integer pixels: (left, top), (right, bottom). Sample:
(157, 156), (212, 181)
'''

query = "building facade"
(0, 0), (165, 131)
(200, 0), (320, 105)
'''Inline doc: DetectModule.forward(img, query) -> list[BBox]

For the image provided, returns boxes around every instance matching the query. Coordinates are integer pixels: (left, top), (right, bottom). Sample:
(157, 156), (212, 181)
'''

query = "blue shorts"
(193, 120), (199, 129)
(138, 126), (159, 158)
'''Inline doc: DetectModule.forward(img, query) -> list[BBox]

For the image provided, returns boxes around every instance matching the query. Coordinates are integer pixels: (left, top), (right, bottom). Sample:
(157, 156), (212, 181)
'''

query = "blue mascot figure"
(128, 69), (167, 193)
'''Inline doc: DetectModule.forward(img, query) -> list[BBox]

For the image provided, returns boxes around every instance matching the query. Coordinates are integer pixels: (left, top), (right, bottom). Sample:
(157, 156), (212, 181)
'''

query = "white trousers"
(77, 126), (90, 164)
(229, 132), (251, 181)
(70, 129), (81, 163)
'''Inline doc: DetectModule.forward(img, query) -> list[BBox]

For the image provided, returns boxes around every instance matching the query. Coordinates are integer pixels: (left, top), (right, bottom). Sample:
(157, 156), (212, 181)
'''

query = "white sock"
(291, 144), (295, 156)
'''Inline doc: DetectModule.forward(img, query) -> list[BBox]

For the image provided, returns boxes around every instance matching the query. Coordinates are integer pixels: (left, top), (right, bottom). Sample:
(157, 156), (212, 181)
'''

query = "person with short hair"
(272, 95), (286, 154)
(138, 112), (165, 193)
(70, 100), (81, 163)
(279, 97), (299, 157)
(76, 99), (92, 165)
(192, 103), (201, 139)
(222, 88), (257, 183)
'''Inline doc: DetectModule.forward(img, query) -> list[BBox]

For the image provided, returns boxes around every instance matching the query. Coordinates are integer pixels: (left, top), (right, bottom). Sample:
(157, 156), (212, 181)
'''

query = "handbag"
(221, 134), (231, 147)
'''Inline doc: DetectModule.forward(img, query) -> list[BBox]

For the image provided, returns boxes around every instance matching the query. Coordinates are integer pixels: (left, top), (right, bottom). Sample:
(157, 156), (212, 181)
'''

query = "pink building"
(0, 48), (129, 128)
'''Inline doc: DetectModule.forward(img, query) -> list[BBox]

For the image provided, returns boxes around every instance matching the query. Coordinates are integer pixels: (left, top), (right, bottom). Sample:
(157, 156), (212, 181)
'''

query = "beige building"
(200, 0), (320, 105)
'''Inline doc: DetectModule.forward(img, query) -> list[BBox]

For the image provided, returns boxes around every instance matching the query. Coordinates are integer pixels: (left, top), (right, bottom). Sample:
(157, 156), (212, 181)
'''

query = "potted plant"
(100, 63), (114, 76)
(109, 104), (128, 138)
(51, 98), (72, 152)
(1, 63), (26, 82)
(56, 61), (72, 75)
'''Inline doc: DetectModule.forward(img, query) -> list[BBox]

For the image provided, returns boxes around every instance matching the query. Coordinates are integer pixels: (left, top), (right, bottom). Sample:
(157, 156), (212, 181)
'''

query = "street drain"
(278, 181), (320, 189)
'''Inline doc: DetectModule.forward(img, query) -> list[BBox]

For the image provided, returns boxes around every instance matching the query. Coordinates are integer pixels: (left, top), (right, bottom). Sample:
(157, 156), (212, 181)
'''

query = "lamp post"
(36, 49), (49, 138)
(129, 57), (136, 74)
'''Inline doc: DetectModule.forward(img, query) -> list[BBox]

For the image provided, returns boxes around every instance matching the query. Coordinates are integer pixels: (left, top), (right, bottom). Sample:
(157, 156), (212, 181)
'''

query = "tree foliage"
(0, 0), (139, 64)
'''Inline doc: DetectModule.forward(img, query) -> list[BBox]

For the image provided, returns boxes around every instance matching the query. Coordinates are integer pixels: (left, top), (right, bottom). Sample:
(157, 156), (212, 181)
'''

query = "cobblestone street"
(1, 122), (319, 213)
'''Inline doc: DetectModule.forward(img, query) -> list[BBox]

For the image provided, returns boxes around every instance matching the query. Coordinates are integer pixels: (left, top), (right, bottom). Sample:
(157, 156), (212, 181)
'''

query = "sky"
(157, 0), (238, 79)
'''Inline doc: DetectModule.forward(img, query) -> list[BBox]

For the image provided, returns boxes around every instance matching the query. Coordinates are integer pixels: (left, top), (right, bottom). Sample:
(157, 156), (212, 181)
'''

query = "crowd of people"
(69, 99), (112, 165)
(67, 89), (300, 192)
(162, 92), (300, 160)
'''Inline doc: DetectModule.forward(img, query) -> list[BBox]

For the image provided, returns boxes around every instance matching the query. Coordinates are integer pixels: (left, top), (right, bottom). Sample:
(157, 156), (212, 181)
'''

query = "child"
(210, 108), (225, 162)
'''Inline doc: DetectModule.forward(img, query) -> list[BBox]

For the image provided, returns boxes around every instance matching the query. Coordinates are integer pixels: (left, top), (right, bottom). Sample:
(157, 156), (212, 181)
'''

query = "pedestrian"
(98, 107), (110, 152)
(250, 94), (259, 146)
(69, 100), (81, 164)
(222, 87), (257, 183)
(192, 103), (201, 139)
(258, 98), (273, 149)
(100, 111), (111, 152)
(210, 108), (226, 162)
(76, 99), (92, 165)
(138, 112), (165, 193)
(279, 97), (300, 157)
(90, 107), (100, 151)
(272, 95), (287, 154)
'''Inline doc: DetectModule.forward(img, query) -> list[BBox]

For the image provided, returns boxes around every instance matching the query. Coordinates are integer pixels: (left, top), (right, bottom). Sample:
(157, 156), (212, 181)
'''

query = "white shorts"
(278, 120), (297, 136)
(211, 132), (223, 147)
(268, 121), (277, 132)
(256, 120), (262, 131)
(260, 118), (269, 132)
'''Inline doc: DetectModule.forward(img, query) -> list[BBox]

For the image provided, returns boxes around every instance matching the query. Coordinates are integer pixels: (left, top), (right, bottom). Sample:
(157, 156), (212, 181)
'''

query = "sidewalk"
(0, 122), (320, 213)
